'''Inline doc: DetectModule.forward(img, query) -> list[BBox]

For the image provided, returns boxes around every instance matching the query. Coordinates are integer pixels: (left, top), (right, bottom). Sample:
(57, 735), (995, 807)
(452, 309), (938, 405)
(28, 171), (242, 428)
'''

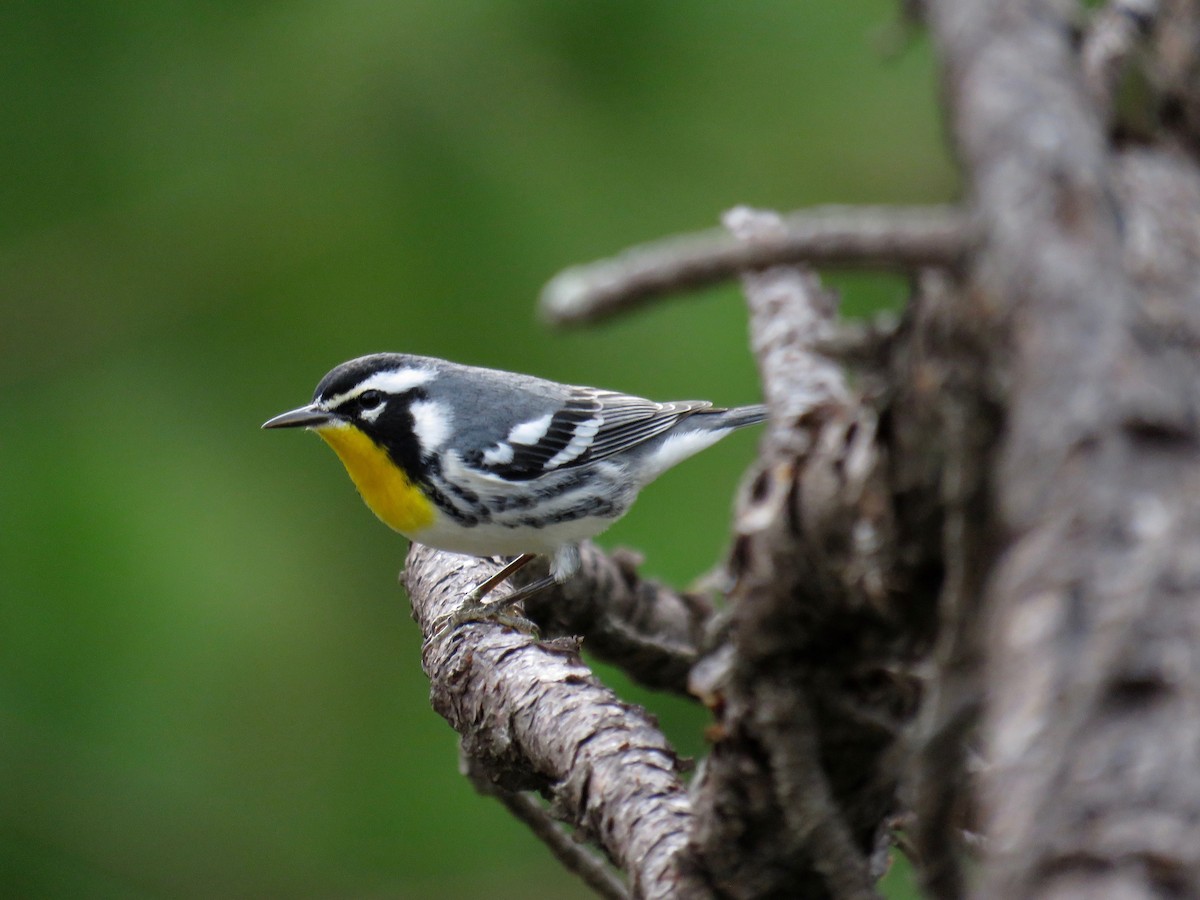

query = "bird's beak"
(261, 404), (334, 430)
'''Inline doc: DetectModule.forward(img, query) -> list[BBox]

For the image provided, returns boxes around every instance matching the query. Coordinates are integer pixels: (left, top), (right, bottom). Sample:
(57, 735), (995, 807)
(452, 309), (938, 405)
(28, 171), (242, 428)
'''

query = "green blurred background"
(0, 2), (954, 897)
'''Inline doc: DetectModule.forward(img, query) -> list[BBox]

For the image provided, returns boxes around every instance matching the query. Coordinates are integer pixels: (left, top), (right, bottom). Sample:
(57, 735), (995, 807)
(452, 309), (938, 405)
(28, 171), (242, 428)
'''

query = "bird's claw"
(430, 603), (540, 644)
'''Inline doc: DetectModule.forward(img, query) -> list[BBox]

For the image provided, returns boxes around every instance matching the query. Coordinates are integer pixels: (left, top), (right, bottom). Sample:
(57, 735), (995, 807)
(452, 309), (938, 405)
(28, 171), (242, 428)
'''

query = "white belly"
(408, 510), (622, 557)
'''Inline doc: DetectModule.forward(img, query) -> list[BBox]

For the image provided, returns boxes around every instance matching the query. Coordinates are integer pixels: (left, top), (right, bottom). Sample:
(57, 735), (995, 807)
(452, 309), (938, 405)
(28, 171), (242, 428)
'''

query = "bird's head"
(262, 353), (438, 443)
(262, 354), (445, 534)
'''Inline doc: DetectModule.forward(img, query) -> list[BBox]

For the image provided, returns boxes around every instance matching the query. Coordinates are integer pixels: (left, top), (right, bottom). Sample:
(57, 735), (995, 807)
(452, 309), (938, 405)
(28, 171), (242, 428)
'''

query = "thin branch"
(539, 205), (970, 327)
(402, 546), (710, 899)
(462, 752), (629, 900)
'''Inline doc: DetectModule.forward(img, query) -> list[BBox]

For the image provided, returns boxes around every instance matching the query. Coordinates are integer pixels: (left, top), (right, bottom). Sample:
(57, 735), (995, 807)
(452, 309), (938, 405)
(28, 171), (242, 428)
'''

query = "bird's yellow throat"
(314, 423), (435, 535)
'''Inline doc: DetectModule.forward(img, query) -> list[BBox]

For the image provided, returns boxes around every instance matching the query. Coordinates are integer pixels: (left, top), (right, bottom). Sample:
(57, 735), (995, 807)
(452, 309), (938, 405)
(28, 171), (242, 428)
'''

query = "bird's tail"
(635, 402), (768, 483)
(696, 404), (768, 431)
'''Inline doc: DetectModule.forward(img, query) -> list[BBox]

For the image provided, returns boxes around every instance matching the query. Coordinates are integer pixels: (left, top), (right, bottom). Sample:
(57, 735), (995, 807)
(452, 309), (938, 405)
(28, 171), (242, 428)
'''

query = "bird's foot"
(430, 600), (540, 644)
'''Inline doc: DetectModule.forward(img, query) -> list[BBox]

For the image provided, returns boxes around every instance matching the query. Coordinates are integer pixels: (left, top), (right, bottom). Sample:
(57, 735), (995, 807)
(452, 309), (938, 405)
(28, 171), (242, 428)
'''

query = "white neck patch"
(410, 399), (452, 452)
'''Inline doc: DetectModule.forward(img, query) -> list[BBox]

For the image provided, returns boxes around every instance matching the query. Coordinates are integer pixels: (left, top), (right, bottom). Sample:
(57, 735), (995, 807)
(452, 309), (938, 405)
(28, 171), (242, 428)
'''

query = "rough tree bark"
(927, 1), (1200, 898)
(400, 2), (1200, 897)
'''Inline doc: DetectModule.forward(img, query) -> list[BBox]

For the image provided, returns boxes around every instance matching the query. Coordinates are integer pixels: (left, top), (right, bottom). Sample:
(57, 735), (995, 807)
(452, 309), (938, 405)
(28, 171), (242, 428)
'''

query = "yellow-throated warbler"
(264, 353), (766, 619)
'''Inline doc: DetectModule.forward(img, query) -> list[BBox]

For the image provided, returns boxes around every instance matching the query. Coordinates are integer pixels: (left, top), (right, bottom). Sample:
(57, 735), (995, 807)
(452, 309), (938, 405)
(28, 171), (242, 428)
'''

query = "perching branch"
(539, 205), (969, 327)
(402, 546), (709, 900)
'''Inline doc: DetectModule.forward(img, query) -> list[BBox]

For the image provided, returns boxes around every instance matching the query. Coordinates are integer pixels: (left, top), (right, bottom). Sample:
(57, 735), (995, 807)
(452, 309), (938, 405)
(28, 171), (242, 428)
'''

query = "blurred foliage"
(0, 2), (953, 897)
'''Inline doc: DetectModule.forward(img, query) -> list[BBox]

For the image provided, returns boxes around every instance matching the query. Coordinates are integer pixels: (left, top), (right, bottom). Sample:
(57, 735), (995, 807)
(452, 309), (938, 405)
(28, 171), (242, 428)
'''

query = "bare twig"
(402, 546), (709, 899)
(539, 205), (969, 327)
(462, 752), (629, 900)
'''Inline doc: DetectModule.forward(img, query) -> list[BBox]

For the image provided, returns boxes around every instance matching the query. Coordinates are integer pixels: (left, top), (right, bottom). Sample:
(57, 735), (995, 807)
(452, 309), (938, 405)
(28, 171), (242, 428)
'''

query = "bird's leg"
(432, 554), (545, 639)
(473, 572), (559, 615)
(433, 546), (581, 639)
(467, 553), (537, 603)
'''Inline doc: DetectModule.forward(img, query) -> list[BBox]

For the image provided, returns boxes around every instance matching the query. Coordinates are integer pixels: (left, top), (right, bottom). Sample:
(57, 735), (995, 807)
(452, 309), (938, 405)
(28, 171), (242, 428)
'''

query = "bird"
(263, 353), (767, 626)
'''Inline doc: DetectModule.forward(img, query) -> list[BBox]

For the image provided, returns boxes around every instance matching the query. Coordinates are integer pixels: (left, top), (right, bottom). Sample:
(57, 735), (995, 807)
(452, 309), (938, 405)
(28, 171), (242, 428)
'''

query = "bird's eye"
(358, 390), (385, 411)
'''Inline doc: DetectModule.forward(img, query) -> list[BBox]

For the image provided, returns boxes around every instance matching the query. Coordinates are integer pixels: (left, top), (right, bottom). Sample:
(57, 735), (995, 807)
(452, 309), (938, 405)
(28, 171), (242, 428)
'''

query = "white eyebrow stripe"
(359, 368), (434, 395)
(321, 367), (433, 409)
(410, 399), (452, 452)
(507, 414), (553, 445)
